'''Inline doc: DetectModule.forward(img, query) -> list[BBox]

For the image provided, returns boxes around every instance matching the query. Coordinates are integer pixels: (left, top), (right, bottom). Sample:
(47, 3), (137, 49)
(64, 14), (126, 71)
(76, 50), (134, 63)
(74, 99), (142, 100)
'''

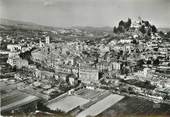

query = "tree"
(159, 31), (164, 37)
(126, 18), (132, 29)
(147, 60), (152, 65)
(144, 80), (153, 89)
(100, 78), (107, 84)
(128, 87), (134, 94)
(66, 51), (70, 55)
(151, 25), (157, 33)
(145, 21), (150, 27)
(145, 80), (151, 85)
(131, 39), (139, 45)
(124, 67), (130, 76)
(119, 20), (125, 27)
(163, 93), (170, 100)
(166, 31), (170, 38)
(137, 59), (145, 69)
(117, 26), (125, 33)
(147, 28), (151, 36)
(113, 26), (118, 33)
(168, 62), (170, 66)
(153, 58), (160, 66)
(139, 25), (146, 34)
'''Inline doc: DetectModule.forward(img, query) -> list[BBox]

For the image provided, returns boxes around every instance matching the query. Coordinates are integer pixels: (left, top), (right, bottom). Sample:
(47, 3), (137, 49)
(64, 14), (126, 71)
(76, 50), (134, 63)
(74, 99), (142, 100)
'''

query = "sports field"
(99, 96), (170, 117)
(1, 90), (39, 112)
(75, 88), (104, 100)
(47, 95), (89, 113)
(76, 94), (124, 117)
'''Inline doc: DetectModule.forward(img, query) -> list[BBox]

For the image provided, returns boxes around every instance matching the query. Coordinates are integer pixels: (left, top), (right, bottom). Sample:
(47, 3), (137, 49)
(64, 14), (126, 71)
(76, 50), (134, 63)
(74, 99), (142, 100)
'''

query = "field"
(99, 96), (170, 117)
(1, 91), (27, 107)
(76, 94), (124, 117)
(47, 95), (89, 113)
(1, 90), (39, 112)
(75, 88), (104, 100)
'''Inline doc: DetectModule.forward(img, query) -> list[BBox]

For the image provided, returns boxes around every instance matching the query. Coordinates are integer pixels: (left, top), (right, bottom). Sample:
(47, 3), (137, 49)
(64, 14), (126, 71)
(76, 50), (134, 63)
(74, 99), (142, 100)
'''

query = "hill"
(0, 18), (57, 31)
(158, 27), (170, 33)
(0, 18), (113, 34)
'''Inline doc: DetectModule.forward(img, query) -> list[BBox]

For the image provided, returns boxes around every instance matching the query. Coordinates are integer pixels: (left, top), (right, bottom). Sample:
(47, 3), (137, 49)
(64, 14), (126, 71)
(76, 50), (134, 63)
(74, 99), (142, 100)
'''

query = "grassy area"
(99, 96), (170, 117)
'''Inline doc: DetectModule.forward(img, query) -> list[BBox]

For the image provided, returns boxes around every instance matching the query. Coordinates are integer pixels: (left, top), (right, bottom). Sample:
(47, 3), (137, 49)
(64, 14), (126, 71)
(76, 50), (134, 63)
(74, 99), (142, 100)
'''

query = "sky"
(0, 0), (170, 28)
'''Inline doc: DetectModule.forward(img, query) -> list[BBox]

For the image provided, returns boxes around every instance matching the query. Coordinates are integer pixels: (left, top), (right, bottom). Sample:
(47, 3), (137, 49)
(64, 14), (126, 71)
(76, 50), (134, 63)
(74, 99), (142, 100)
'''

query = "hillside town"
(1, 17), (170, 117)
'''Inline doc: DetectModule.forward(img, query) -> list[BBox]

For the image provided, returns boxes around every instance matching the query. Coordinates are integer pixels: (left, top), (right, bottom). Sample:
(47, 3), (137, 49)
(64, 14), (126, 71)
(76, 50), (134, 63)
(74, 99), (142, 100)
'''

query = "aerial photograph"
(0, 0), (170, 117)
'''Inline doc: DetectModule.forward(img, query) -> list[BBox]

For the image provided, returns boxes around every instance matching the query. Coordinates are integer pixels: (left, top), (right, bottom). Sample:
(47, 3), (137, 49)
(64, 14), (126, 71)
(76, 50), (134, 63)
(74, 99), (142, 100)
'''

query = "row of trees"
(113, 18), (132, 33)
(139, 20), (157, 36)
(113, 18), (158, 36)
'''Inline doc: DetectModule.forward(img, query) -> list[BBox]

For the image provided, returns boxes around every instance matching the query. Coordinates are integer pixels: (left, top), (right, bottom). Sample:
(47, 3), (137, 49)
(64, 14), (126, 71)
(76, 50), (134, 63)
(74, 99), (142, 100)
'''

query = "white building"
(79, 67), (99, 84)
(7, 44), (21, 52)
(7, 53), (20, 67)
(31, 49), (46, 63)
(45, 36), (50, 44)
(111, 62), (121, 70)
(39, 40), (45, 48)
(119, 39), (132, 44)
(7, 54), (28, 69)
(165, 79), (170, 88)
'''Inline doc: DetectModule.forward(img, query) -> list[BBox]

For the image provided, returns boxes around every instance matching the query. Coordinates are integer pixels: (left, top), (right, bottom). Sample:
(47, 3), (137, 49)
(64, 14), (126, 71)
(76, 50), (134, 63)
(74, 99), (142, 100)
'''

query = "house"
(118, 39), (132, 44)
(7, 44), (21, 52)
(16, 59), (28, 69)
(7, 53), (28, 68)
(165, 79), (170, 88)
(79, 67), (99, 84)
(31, 49), (45, 63)
(66, 74), (77, 86)
(45, 36), (50, 44)
(110, 62), (121, 70)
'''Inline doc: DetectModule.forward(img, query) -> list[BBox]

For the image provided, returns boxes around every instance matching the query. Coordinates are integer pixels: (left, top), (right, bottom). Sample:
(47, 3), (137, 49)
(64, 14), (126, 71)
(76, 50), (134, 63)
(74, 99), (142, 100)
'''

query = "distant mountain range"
(72, 26), (113, 33)
(0, 18), (169, 33)
(158, 27), (170, 33)
(0, 18), (113, 33)
(0, 18), (58, 31)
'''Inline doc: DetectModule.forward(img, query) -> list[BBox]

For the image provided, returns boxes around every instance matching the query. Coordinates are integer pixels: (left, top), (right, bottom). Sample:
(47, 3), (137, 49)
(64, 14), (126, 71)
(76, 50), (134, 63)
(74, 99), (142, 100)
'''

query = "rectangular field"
(100, 96), (170, 117)
(75, 88), (103, 100)
(47, 95), (89, 113)
(76, 94), (124, 117)
(1, 90), (39, 112)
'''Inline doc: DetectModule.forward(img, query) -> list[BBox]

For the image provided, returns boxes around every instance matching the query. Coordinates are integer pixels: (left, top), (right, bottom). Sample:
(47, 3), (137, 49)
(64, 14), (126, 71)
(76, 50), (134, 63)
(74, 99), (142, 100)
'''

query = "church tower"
(45, 36), (50, 44)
